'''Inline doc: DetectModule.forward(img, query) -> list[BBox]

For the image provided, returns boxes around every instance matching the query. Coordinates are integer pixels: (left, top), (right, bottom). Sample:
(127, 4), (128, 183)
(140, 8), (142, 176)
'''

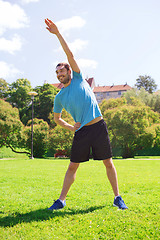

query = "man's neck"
(63, 79), (71, 88)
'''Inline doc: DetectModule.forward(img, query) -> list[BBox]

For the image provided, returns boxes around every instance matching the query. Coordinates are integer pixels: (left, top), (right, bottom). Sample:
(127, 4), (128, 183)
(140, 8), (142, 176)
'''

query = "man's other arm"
(54, 113), (81, 132)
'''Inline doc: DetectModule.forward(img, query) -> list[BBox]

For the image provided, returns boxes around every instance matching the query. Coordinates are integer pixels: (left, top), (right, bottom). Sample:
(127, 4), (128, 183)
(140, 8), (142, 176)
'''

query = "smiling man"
(56, 63), (71, 85)
(45, 18), (128, 210)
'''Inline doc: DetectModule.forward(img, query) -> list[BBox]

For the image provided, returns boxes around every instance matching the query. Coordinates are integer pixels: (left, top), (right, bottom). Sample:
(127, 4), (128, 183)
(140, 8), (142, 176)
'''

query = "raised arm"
(45, 18), (80, 73)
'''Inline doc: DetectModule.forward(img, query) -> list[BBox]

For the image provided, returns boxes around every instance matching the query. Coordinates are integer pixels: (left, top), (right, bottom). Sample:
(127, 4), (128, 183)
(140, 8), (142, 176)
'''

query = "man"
(45, 18), (128, 210)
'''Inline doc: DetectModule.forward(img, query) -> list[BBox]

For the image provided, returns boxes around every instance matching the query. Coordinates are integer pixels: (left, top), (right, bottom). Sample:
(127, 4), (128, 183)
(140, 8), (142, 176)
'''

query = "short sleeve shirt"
(54, 71), (102, 130)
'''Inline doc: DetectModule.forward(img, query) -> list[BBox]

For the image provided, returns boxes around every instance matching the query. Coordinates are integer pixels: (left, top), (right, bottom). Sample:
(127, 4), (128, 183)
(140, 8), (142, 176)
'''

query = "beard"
(58, 74), (71, 84)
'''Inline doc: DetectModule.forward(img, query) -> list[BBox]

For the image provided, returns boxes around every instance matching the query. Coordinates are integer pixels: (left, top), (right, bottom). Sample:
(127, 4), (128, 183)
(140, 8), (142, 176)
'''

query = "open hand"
(45, 18), (59, 35)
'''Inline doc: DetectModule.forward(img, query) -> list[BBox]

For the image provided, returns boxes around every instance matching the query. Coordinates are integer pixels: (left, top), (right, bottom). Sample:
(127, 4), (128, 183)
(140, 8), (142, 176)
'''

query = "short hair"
(56, 63), (71, 71)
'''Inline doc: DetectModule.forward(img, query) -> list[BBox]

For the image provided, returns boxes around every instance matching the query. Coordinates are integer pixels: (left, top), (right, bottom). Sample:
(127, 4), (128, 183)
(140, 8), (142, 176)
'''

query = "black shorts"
(70, 119), (112, 163)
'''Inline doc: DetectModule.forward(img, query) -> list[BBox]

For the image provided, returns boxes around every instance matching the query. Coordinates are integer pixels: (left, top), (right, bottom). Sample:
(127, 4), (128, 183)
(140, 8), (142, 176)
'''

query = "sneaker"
(113, 196), (128, 210)
(48, 199), (66, 210)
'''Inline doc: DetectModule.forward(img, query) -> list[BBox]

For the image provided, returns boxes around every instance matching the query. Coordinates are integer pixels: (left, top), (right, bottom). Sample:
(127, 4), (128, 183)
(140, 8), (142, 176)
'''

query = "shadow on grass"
(0, 205), (105, 227)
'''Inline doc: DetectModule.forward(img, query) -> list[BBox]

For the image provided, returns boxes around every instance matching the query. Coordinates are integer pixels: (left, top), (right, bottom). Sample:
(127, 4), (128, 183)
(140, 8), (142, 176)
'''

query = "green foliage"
(99, 97), (127, 115)
(7, 78), (32, 109)
(146, 124), (160, 148)
(24, 118), (49, 158)
(0, 146), (29, 159)
(154, 125), (160, 147)
(0, 159), (159, 239)
(123, 87), (160, 113)
(6, 78), (33, 124)
(49, 125), (74, 157)
(33, 84), (59, 124)
(7, 82), (59, 126)
(0, 99), (25, 150)
(135, 75), (157, 93)
(0, 78), (9, 99)
(48, 112), (57, 129)
(48, 109), (74, 156)
(0, 79), (72, 157)
(1, 76), (159, 159)
(100, 98), (160, 158)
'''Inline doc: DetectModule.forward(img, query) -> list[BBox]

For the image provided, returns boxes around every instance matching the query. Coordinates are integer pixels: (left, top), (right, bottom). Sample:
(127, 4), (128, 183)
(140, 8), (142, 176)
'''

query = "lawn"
(0, 152), (160, 239)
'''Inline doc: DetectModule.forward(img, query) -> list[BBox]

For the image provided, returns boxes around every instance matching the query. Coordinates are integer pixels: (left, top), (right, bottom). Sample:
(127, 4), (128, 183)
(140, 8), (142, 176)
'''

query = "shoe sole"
(48, 207), (64, 210)
(113, 203), (128, 210)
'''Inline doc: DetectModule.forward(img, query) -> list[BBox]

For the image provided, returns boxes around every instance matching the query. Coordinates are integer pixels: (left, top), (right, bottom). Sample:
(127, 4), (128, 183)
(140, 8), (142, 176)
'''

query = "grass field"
(0, 149), (160, 239)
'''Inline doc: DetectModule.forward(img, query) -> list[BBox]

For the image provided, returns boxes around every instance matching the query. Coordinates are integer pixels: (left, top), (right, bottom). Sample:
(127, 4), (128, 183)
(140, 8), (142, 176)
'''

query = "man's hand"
(73, 122), (81, 132)
(45, 18), (59, 35)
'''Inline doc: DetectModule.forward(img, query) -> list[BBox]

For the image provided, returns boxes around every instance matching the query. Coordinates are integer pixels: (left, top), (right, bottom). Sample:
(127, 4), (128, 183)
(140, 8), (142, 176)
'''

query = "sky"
(0, 0), (160, 90)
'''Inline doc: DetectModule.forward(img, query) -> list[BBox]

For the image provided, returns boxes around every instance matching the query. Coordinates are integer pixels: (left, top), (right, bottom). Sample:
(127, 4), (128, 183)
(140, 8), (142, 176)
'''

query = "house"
(93, 84), (132, 103)
(52, 78), (132, 103)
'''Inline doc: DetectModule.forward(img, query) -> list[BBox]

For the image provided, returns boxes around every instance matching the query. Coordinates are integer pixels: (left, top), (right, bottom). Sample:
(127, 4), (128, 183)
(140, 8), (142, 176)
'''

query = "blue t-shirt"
(54, 71), (102, 130)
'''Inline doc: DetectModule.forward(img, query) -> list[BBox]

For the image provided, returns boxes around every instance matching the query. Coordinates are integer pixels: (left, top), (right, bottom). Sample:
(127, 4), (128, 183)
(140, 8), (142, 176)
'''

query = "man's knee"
(68, 162), (80, 172)
(103, 158), (114, 169)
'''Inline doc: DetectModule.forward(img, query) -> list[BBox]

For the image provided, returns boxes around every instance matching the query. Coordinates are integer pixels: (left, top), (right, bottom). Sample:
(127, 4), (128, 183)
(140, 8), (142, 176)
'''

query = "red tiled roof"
(93, 84), (132, 93)
(52, 83), (64, 89)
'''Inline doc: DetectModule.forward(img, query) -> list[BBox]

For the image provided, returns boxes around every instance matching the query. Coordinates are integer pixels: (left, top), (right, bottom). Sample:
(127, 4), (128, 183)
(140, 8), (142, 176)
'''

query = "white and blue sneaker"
(113, 196), (128, 210)
(48, 199), (66, 210)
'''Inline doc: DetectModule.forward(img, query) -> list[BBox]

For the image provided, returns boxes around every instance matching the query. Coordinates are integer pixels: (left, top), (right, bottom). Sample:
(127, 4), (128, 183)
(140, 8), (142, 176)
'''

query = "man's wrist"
(68, 125), (75, 132)
(62, 122), (74, 132)
(56, 32), (61, 38)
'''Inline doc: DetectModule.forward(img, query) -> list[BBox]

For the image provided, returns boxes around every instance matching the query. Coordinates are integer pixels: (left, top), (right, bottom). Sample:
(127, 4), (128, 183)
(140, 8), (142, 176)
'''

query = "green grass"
(0, 156), (160, 239)
(0, 146), (29, 160)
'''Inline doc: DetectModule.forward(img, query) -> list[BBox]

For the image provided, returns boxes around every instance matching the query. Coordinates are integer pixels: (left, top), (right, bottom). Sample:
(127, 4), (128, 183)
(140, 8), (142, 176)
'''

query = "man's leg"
(103, 158), (128, 209)
(59, 161), (80, 201)
(103, 158), (119, 197)
(48, 162), (79, 210)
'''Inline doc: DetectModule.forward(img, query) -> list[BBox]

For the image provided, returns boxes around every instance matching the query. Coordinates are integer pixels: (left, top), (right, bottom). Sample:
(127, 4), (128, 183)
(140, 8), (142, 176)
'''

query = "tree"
(146, 124), (160, 148)
(0, 78), (9, 99)
(7, 78), (32, 123)
(0, 99), (30, 155)
(6, 81), (58, 126)
(135, 75), (157, 93)
(33, 84), (59, 124)
(123, 88), (160, 113)
(154, 124), (160, 148)
(101, 98), (160, 158)
(154, 94), (160, 113)
(99, 97), (127, 115)
(7, 78), (32, 108)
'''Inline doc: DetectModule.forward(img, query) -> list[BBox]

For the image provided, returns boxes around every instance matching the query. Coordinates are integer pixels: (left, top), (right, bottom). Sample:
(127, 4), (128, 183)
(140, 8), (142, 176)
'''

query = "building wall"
(94, 90), (126, 103)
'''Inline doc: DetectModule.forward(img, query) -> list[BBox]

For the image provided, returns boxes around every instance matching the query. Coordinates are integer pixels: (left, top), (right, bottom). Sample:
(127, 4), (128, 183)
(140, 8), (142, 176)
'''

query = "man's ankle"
(114, 195), (120, 200)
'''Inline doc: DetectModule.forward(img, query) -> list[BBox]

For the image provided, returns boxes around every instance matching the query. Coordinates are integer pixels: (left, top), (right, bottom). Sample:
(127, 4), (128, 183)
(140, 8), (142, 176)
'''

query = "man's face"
(56, 66), (71, 85)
